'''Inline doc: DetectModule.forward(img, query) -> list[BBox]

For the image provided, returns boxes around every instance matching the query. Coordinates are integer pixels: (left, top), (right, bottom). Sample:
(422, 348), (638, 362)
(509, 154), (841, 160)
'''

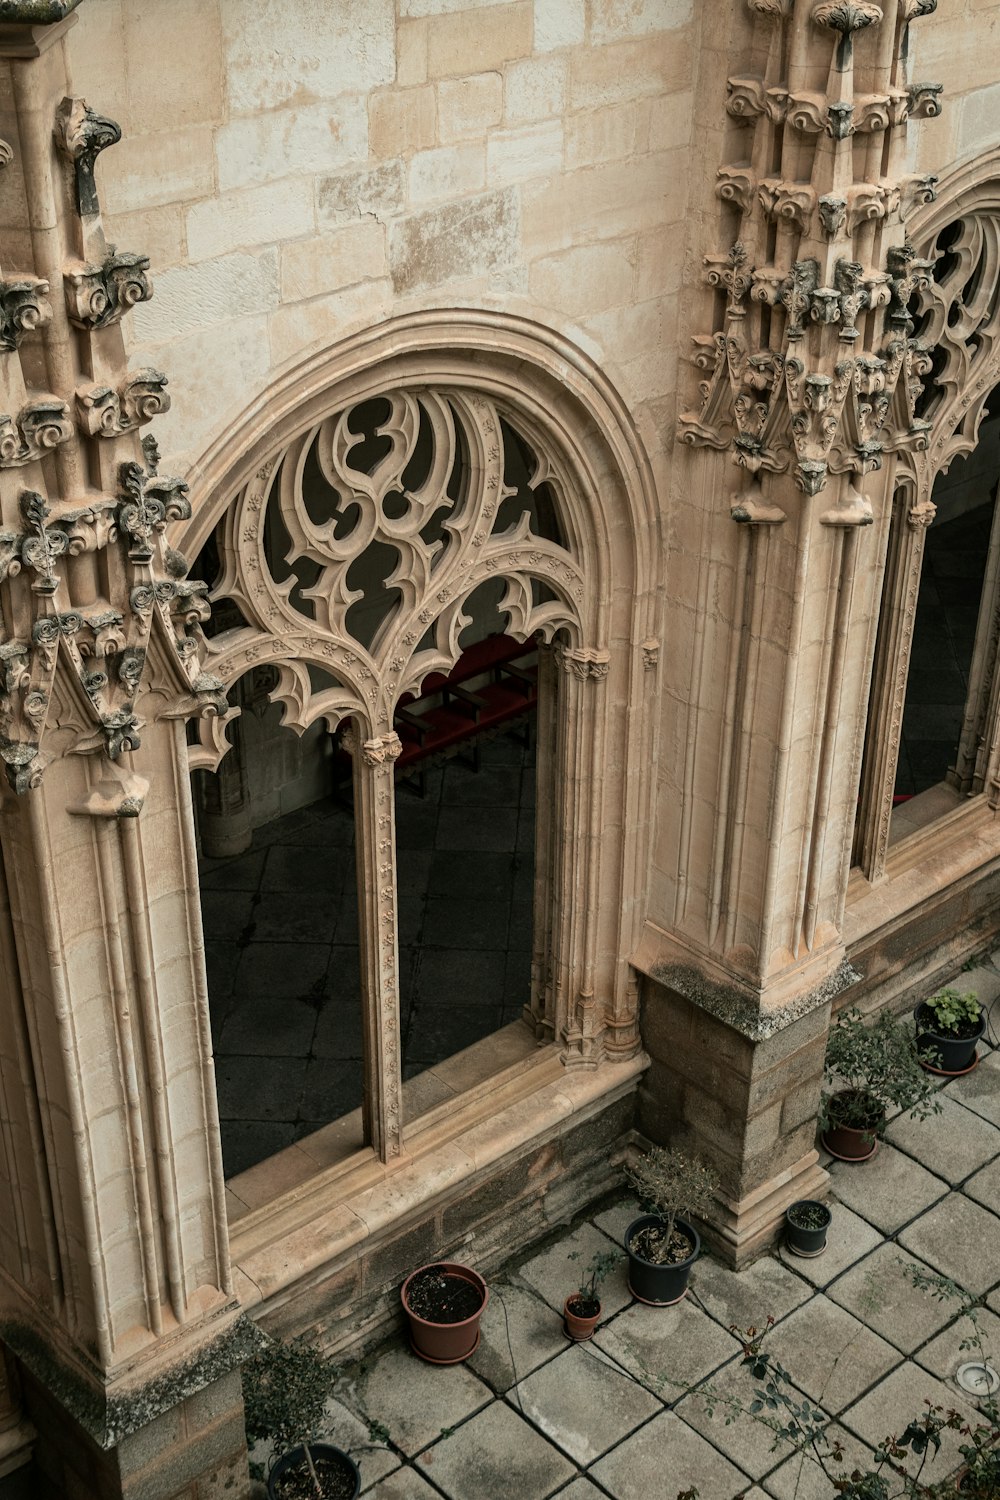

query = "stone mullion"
(854, 494), (928, 881)
(349, 728), (403, 1162)
(528, 643), (557, 1040)
(951, 489), (1000, 795)
(550, 656), (582, 1055)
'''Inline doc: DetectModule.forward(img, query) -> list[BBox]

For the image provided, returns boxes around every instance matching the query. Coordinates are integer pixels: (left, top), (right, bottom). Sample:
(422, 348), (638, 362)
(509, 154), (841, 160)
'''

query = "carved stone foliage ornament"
(0, 438), (225, 793)
(684, 0), (942, 524)
(195, 388), (587, 767)
(64, 247), (152, 330)
(0, 398), (73, 467)
(76, 368), (170, 437)
(0, 276), (52, 352)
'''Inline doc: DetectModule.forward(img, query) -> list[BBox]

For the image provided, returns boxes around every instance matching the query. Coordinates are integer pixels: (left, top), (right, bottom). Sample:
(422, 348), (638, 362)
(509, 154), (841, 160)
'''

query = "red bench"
(394, 634), (538, 791)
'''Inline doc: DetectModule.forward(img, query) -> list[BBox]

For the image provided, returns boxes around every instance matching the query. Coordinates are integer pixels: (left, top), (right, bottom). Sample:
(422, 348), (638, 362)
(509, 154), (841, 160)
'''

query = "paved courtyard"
(249, 963), (1000, 1500)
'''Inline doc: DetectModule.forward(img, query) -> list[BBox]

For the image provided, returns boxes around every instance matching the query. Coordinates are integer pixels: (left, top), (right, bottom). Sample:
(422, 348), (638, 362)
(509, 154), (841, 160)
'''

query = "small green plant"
(921, 988), (982, 1036)
(567, 1248), (620, 1312)
(241, 1335), (340, 1495)
(819, 1006), (940, 1135)
(626, 1146), (719, 1245)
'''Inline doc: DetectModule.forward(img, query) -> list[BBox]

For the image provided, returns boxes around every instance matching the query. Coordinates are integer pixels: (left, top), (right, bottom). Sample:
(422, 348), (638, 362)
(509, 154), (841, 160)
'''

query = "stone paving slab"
(363, 1472), (440, 1499)
(467, 1281), (569, 1392)
(676, 1354), (803, 1480)
(914, 1303), (1000, 1388)
(591, 1195), (640, 1245)
(897, 1191), (1000, 1295)
(964, 1153), (1000, 1215)
(415, 1399), (576, 1500)
(344, 1345), (492, 1456)
(690, 1251), (812, 1333)
(884, 1093), (1000, 1184)
(827, 1141), (948, 1234)
(513, 1343), (662, 1465)
(777, 1201), (881, 1287)
(840, 1361), (979, 1485)
(762, 1294), (900, 1414)
(550, 1481), (606, 1499)
(826, 1243), (954, 1354)
(517, 1222), (631, 1320)
(763, 1422), (876, 1500)
(590, 1409), (751, 1499)
(947, 1048), (1000, 1128)
(593, 1291), (741, 1397)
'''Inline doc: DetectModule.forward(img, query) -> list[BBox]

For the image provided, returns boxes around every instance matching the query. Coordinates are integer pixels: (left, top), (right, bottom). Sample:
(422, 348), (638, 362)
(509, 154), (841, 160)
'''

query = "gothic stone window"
(190, 388), (593, 1167)
(854, 205), (1000, 880)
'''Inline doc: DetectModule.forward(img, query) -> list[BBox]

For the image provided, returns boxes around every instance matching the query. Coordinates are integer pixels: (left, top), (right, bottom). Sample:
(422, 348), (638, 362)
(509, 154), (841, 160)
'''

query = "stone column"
(640, 0), (945, 1264)
(0, 10), (255, 1496)
(346, 725), (404, 1161)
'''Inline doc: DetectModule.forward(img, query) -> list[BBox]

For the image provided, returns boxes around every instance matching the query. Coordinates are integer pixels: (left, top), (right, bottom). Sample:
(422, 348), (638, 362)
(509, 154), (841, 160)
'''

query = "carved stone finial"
(818, 195), (847, 236)
(55, 96), (121, 217)
(64, 248), (151, 331)
(900, 0), (936, 18)
(812, 1), (883, 34)
(0, 276), (52, 352)
(19, 491), (69, 595)
(116, 446), (189, 564)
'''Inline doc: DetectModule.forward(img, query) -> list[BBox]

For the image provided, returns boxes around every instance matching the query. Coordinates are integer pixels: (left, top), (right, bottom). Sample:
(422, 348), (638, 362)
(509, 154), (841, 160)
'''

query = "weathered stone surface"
(777, 1203), (881, 1289)
(220, 0), (395, 114)
(897, 1192), (1000, 1295)
(415, 1401), (575, 1498)
(690, 1251), (812, 1333)
(344, 1347), (492, 1457)
(514, 1344), (661, 1465)
(841, 1363), (979, 1484)
(763, 1296), (900, 1414)
(676, 1356), (800, 1480)
(318, 161), (408, 226)
(946, 1048), (1000, 1128)
(518, 1222), (630, 1320)
(763, 1423), (876, 1500)
(827, 1244), (955, 1354)
(592, 1408), (750, 1498)
(533, 0), (585, 53)
(214, 99), (369, 195)
(389, 189), (518, 293)
(594, 1295), (740, 1396)
(965, 1153), (1000, 1215)
(466, 1282), (567, 1392)
(885, 1094), (1000, 1184)
(505, 56), (567, 122)
(828, 1142), (948, 1233)
(425, 2), (532, 78)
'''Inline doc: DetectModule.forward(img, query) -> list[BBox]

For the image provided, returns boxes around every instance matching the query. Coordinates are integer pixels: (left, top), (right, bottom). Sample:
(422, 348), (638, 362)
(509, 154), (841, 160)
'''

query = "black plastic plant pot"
(625, 1214), (699, 1305)
(914, 1002), (986, 1076)
(784, 1199), (832, 1258)
(267, 1443), (361, 1500)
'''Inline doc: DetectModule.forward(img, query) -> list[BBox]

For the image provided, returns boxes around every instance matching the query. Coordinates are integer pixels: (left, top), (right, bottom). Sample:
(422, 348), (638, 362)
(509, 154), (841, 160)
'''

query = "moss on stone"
(648, 957), (860, 1040)
(0, 1), (84, 20)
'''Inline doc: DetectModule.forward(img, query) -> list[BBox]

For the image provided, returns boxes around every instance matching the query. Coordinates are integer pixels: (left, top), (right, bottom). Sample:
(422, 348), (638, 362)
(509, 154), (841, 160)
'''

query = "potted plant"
(914, 987), (986, 1076)
(784, 1199), (831, 1258)
(400, 1260), (488, 1364)
(623, 1146), (719, 1306)
(819, 1006), (940, 1162)
(564, 1248), (620, 1341)
(241, 1334), (360, 1500)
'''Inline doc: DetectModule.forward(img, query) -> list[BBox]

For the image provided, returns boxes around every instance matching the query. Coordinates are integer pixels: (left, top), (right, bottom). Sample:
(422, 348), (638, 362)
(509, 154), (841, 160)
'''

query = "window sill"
(226, 1022), (648, 1311)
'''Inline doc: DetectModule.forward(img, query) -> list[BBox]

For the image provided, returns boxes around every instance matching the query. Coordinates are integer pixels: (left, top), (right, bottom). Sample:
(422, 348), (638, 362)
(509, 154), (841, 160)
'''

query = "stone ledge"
(230, 1050), (648, 1334)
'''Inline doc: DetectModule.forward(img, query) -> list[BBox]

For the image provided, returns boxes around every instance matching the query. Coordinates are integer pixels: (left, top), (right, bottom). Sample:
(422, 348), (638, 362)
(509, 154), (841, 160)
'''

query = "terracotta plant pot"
(784, 1199), (832, 1258)
(400, 1261), (488, 1365)
(563, 1294), (601, 1341)
(821, 1089), (883, 1162)
(266, 1442), (360, 1500)
(625, 1215), (699, 1305)
(914, 1002), (986, 1076)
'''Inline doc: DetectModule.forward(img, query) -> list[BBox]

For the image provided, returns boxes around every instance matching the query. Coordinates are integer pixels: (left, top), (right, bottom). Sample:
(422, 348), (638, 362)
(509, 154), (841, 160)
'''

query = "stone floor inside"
(244, 955), (1000, 1500)
(200, 728), (536, 1179)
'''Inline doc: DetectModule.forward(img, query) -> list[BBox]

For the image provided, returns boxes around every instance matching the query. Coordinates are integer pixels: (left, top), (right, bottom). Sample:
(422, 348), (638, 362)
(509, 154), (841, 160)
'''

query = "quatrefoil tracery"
(198, 388), (584, 762)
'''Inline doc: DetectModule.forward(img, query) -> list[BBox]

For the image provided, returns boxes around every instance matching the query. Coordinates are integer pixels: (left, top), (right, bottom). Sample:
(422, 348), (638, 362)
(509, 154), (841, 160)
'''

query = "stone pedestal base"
(638, 975), (832, 1267)
(21, 1368), (252, 1500)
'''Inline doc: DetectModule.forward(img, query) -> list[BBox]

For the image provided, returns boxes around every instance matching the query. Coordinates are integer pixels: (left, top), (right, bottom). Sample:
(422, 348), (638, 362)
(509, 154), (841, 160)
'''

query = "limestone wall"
(66, 0), (696, 480)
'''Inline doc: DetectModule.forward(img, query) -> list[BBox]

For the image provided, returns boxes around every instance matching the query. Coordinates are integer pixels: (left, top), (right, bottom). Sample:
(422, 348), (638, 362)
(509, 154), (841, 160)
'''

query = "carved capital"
(819, 480), (874, 527)
(0, 276), (51, 352)
(907, 496), (936, 528)
(899, 172), (938, 222)
(730, 478), (787, 524)
(854, 93), (892, 134)
(76, 368), (170, 437)
(813, 1), (883, 34)
(64, 248), (151, 331)
(759, 178), (816, 233)
(748, 0), (792, 12)
(641, 639), (659, 669)
(785, 91), (829, 135)
(845, 181), (896, 234)
(556, 646), (611, 680)
(716, 167), (755, 215)
(900, 0), (936, 18)
(726, 76), (767, 120)
(907, 82), (944, 119)
(0, 398), (72, 467)
(344, 729), (403, 767)
(55, 96), (121, 217)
